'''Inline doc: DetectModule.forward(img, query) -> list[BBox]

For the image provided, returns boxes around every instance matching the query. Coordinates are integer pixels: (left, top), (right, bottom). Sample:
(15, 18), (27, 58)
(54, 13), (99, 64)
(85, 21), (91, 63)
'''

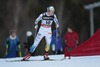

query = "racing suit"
(30, 12), (59, 54)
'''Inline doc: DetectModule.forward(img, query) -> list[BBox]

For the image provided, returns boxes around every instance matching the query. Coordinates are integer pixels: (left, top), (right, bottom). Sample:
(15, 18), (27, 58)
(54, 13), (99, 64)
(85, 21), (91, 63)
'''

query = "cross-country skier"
(22, 6), (59, 60)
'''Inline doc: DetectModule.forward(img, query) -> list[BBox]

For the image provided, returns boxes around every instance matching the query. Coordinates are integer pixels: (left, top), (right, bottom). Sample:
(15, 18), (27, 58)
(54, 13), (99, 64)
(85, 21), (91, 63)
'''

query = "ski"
(6, 59), (64, 62)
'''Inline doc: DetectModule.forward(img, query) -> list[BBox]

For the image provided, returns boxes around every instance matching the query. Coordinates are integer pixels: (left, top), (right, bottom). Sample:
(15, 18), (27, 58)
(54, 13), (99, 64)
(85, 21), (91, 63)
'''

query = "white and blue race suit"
(30, 12), (59, 53)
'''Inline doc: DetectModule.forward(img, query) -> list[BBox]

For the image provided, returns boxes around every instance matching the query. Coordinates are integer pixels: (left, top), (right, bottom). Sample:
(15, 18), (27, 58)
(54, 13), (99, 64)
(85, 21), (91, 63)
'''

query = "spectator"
(24, 31), (34, 56)
(51, 29), (63, 54)
(4, 30), (22, 58)
(64, 25), (79, 59)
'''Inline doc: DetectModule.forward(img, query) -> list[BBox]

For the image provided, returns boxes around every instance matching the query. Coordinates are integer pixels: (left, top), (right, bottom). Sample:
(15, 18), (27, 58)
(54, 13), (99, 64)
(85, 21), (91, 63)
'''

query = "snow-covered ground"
(0, 54), (100, 67)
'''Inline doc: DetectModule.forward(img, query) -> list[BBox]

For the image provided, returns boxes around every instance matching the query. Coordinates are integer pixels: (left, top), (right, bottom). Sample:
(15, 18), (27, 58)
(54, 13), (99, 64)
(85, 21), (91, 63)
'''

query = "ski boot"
(44, 52), (49, 60)
(22, 53), (31, 61)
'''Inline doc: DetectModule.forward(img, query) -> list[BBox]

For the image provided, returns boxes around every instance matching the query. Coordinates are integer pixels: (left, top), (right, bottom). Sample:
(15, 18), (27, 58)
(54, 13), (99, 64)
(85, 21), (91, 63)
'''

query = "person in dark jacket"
(4, 30), (22, 58)
(24, 31), (34, 56)
(64, 25), (79, 59)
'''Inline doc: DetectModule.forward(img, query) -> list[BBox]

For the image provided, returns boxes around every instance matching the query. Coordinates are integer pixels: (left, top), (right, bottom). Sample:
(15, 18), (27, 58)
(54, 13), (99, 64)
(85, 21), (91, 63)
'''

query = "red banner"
(69, 28), (100, 56)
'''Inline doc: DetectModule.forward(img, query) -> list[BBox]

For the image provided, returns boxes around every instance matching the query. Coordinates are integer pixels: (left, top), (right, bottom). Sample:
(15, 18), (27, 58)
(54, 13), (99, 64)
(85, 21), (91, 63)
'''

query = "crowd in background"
(3, 25), (79, 59)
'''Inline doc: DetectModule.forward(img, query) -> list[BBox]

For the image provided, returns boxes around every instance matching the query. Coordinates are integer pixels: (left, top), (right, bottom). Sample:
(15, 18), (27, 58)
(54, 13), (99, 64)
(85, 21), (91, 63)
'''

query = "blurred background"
(0, 0), (100, 57)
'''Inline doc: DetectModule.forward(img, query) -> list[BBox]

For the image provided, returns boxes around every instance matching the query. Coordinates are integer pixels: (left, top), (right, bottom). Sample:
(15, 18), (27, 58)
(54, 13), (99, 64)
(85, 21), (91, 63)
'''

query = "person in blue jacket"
(51, 29), (63, 54)
(4, 30), (22, 58)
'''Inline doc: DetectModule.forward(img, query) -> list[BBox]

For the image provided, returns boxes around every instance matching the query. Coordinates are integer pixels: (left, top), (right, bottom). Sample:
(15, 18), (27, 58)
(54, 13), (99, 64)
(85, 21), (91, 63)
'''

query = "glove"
(35, 25), (38, 29)
(56, 24), (59, 28)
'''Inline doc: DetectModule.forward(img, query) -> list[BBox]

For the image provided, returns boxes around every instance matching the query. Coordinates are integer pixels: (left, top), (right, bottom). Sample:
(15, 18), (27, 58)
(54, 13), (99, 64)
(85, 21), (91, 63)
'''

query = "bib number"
(46, 21), (51, 26)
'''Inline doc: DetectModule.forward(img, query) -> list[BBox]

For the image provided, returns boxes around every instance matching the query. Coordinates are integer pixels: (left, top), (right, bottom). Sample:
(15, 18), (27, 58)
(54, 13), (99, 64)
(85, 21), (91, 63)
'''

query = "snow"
(0, 54), (100, 67)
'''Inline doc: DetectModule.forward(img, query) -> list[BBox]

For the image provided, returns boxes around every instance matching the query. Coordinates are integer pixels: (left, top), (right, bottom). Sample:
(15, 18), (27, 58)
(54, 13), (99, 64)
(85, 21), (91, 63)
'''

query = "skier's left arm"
(54, 14), (59, 28)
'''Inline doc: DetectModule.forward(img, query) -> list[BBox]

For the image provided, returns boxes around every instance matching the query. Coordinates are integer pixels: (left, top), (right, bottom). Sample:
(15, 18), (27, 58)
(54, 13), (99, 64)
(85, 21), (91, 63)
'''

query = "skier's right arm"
(34, 14), (43, 29)
(35, 14), (43, 25)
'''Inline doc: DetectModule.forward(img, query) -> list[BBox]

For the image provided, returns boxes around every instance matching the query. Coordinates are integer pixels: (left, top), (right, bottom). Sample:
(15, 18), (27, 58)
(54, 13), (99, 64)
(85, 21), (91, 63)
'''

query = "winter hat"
(26, 31), (32, 37)
(47, 6), (55, 12)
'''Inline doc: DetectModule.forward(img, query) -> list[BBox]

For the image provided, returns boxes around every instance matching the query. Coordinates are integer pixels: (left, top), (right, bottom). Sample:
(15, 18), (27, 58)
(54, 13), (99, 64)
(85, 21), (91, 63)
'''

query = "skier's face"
(48, 11), (54, 16)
